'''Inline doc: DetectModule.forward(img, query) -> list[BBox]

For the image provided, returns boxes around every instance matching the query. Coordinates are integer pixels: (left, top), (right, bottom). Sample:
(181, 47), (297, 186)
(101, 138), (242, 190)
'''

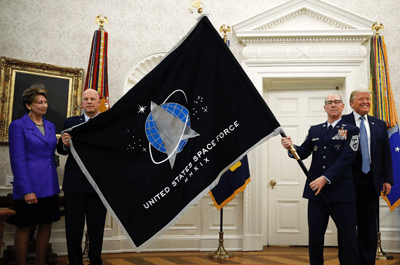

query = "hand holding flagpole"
(280, 131), (362, 263)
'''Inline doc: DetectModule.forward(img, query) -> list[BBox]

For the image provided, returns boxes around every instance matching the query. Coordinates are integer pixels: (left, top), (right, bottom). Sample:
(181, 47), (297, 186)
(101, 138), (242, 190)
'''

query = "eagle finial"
(95, 15), (109, 29)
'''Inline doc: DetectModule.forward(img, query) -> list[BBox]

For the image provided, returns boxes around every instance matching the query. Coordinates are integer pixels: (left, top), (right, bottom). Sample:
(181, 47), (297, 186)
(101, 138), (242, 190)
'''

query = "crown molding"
(254, 7), (352, 31)
(233, 0), (374, 43)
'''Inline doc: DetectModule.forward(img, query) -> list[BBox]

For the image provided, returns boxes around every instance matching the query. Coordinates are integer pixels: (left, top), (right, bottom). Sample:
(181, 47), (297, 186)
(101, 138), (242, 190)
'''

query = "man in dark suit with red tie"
(342, 89), (394, 265)
(57, 89), (107, 265)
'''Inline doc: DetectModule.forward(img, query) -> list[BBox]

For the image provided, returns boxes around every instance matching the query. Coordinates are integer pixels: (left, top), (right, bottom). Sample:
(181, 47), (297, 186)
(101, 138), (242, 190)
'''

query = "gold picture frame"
(0, 57), (84, 143)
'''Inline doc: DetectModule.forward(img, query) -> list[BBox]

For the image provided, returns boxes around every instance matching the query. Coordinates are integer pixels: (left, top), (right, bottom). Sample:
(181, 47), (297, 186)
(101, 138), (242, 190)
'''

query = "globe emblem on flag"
(145, 102), (191, 153)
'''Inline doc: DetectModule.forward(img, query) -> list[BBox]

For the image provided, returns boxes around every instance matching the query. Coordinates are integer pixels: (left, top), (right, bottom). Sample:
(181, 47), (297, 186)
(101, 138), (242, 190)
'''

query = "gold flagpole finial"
(372, 22), (384, 36)
(219, 24), (231, 44)
(95, 15), (109, 29)
(219, 24), (231, 38)
(189, 0), (205, 14)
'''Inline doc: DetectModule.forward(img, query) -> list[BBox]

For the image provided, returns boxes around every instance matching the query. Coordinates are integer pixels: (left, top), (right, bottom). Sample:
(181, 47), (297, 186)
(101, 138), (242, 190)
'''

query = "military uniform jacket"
(293, 119), (359, 203)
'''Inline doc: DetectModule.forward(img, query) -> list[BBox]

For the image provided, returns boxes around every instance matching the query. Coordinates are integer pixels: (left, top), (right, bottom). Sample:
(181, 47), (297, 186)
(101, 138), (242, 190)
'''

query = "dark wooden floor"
(54, 246), (400, 265)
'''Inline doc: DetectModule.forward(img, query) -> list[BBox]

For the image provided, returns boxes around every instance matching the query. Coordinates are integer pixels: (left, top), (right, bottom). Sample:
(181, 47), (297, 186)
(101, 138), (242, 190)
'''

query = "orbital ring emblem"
(148, 115), (189, 165)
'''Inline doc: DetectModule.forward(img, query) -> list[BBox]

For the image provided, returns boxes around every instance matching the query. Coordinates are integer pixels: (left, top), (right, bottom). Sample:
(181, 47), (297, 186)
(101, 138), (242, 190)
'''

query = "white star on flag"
(138, 105), (146, 113)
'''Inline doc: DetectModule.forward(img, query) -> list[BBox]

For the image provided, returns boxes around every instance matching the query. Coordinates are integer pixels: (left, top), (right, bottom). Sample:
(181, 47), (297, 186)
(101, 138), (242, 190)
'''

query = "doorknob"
(270, 180), (276, 189)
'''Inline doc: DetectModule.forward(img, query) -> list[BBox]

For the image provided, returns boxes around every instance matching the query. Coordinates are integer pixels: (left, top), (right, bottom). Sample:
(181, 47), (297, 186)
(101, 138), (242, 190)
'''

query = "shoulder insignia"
(350, 135), (359, 151)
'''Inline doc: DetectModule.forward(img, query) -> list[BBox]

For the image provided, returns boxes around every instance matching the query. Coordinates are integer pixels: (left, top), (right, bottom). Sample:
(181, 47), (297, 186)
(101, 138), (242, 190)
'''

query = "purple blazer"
(9, 113), (60, 200)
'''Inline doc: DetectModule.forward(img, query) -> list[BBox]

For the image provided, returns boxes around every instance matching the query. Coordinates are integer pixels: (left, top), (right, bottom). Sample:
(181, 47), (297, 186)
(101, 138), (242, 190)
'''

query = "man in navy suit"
(281, 93), (360, 264)
(342, 89), (394, 265)
(57, 89), (107, 265)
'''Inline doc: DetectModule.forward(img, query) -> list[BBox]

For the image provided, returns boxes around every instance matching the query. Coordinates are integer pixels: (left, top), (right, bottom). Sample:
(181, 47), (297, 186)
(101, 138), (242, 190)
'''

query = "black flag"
(67, 16), (282, 251)
(209, 155), (250, 209)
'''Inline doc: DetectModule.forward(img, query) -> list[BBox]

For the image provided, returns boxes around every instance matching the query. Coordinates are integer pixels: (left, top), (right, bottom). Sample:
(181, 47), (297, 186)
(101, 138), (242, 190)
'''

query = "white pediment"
(233, 0), (375, 43)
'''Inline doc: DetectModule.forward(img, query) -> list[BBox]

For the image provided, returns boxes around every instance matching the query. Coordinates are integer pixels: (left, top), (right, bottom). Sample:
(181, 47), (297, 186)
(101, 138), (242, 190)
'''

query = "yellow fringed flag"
(208, 27), (251, 210)
(370, 35), (400, 211)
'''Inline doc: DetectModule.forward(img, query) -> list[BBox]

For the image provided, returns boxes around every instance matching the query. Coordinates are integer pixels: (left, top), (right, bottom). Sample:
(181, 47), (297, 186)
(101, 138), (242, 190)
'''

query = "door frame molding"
(241, 58), (368, 249)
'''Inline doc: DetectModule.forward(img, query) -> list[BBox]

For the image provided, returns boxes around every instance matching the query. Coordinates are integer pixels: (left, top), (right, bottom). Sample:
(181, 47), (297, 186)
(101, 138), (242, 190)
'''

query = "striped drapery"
(371, 35), (400, 211)
(84, 28), (109, 112)
(370, 35), (397, 126)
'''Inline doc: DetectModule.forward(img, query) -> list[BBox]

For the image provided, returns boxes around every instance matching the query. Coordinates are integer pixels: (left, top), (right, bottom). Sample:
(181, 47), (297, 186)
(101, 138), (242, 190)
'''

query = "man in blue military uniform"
(281, 93), (360, 265)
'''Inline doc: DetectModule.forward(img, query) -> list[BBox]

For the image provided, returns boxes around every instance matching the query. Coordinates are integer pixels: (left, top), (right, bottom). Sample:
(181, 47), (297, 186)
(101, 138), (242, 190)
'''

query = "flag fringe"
(69, 140), (137, 249)
(209, 177), (251, 210)
(381, 193), (400, 212)
(85, 29), (110, 111)
(69, 126), (283, 251)
(372, 36), (398, 127)
(157, 15), (206, 67)
(68, 15), (284, 250)
(371, 36), (399, 211)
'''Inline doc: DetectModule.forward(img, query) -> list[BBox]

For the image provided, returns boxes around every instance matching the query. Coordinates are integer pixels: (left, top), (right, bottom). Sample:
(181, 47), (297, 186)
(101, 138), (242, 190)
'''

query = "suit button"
(323, 156), (326, 159)
(322, 166), (326, 169)
(324, 146), (327, 149)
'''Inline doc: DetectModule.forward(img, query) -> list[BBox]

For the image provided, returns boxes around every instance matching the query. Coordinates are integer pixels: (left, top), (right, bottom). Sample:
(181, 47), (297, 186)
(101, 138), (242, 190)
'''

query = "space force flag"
(209, 26), (251, 210)
(67, 16), (282, 250)
(210, 155), (250, 210)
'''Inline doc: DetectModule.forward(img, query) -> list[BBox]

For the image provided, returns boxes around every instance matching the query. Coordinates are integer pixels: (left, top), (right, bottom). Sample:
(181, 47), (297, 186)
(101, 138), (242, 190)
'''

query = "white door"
(266, 89), (339, 246)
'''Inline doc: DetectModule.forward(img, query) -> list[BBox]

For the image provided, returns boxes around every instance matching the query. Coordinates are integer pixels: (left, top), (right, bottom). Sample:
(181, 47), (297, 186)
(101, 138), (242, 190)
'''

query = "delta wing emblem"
(350, 135), (359, 151)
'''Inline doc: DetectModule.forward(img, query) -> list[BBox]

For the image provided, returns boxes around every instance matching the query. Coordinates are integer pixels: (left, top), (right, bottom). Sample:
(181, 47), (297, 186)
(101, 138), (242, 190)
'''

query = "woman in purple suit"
(9, 84), (60, 265)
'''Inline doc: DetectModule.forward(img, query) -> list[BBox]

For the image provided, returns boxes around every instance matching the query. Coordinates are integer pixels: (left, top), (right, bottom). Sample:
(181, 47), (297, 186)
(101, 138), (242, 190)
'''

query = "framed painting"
(0, 57), (84, 143)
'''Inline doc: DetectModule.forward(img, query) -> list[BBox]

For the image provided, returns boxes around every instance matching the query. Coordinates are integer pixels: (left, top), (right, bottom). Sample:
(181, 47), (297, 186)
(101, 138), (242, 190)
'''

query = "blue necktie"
(360, 116), (370, 174)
